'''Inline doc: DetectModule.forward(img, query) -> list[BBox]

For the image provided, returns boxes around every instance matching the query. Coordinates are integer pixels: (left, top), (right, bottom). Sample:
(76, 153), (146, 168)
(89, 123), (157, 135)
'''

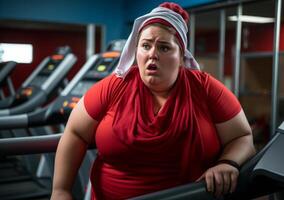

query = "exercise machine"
(0, 46), (77, 116)
(0, 61), (17, 99)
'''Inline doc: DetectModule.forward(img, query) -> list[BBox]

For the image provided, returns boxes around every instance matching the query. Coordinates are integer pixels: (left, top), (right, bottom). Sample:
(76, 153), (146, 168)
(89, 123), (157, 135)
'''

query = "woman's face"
(136, 25), (183, 93)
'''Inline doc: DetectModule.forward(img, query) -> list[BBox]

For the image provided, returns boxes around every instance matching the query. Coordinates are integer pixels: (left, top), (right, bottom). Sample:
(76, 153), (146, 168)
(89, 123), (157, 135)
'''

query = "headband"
(114, 6), (200, 77)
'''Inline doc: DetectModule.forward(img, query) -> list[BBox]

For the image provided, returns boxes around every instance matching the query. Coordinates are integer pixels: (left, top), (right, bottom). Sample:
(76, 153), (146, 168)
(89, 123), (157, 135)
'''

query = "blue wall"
(0, 0), (221, 44)
(0, 0), (125, 44)
(122, 0), (221, 38)
(124, 0), (221, 22)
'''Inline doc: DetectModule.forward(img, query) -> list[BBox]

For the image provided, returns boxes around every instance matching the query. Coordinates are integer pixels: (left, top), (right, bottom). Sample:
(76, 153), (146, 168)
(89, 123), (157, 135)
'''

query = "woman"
(51, 2), (255, 200)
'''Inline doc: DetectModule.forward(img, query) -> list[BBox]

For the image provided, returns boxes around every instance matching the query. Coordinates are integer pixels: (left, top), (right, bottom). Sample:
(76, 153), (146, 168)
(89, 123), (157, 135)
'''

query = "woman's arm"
(199, 109), (256, 197)
(216, 109), (255, 165)
(51, 97), (98, 200)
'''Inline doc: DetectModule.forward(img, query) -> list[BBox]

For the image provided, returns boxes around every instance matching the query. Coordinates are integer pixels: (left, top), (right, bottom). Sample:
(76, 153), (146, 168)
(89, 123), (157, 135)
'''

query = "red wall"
(0, 27), (88, 90)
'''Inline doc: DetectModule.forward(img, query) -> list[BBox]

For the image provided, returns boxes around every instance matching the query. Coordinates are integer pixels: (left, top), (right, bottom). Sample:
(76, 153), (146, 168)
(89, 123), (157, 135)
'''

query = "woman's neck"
(150, 88), (172, 116)
(150, 89), (170, 99)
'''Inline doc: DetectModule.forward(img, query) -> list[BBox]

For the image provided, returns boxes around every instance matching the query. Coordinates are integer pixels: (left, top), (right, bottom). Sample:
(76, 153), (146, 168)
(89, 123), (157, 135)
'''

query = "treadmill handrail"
(0, 61), (17, 85)
(252, 132), (284, 183)
(41, 53), (77, 93)
(0, 89), (47, 116)
(0, 133), (96, 155)
(22, 57), (50, 88)
(0, 133), (62, 155)
(61, 54), (98, 96)
(0, 113), (28, 129)
(129, 181), (216, 200)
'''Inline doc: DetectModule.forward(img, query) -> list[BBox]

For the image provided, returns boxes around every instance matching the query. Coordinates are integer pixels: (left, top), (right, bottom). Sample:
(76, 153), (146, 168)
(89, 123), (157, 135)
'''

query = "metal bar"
(0, 133), (62, 155)
(271, 0), (282, 136)
(22, 57), (49, 88)
(61, 54), (98, 96)
(101, 25), (106, 52)
(189, 0), (258, 13)
(41, 54), (77, 92)
(219, 9), (226, 82)
(6, 77), (15, 95)
(86, 24), (96, 60)
(233, 4), (242, 98)
(0, 133), (96, 156)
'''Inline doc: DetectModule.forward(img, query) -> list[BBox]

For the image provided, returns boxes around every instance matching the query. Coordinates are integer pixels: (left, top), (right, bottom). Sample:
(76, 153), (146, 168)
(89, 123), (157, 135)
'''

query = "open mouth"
(147, 64), (158, 70)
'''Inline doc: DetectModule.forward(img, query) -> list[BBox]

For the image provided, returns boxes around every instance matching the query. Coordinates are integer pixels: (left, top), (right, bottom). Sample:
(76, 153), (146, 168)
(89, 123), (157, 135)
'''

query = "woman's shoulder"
(103, 65), (138, 83)
(94, 66), (138, 95)
(94, 72), (124, 91)
(183, 67), (211, 84)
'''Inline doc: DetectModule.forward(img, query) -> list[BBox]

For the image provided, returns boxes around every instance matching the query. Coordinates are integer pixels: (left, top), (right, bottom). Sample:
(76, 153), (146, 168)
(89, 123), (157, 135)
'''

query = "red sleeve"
(203, 74), (241, 123)
(83, 74), (121, 121)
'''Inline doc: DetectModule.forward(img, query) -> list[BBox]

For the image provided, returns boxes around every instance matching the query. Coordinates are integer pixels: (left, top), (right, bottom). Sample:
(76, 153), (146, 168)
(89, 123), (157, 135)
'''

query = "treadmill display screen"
(84, 57), (117, 80)
(38, 56), (63, 76)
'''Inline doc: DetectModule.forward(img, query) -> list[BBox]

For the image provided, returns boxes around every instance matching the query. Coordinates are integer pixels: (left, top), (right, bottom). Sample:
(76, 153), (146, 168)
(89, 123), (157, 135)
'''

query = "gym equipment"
(0, 46), (77, 116)
(0, 61), (17, 98)
(0, 49), (121, 129)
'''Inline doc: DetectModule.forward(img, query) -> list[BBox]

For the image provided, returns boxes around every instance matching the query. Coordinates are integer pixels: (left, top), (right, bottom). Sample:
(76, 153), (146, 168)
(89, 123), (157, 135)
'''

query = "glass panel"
(239, 54), (272, 150)
(195, 10), (220, 79)
(239, 0), (275, 150)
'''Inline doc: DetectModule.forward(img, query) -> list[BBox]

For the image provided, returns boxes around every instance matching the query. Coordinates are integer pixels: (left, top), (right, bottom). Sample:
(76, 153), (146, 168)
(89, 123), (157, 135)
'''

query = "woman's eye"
(142, 43), (150, 50)
(160, 46), (170, 52)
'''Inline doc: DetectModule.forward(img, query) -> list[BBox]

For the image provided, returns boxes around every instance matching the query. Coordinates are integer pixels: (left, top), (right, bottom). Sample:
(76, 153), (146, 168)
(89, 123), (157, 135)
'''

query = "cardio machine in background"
(0, 61), (17, 99)
(0, 46), (76, 200)
(0, 46), (77, 116)
(0, 40), (125, 129)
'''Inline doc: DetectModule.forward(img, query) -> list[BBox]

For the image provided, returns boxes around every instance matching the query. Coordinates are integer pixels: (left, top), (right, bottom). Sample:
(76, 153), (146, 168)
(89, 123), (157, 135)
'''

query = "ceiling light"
(228, 15), (275, 23)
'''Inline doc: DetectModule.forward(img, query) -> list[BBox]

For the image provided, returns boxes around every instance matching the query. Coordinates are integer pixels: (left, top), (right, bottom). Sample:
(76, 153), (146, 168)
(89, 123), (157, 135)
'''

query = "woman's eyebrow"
(141, 38), (171, 45)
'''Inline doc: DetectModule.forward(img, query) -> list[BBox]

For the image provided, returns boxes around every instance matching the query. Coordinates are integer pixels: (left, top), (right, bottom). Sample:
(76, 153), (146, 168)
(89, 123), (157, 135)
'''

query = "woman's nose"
(149, 46), (158, 60)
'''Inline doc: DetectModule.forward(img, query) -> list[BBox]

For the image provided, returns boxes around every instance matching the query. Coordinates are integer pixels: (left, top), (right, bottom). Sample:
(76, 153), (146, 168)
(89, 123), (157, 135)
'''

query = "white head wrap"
(114, 6), (200, 77)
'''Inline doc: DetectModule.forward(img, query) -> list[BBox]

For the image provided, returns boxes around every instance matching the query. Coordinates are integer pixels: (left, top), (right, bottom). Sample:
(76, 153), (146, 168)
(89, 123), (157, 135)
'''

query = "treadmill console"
(84, 51), (120, 80)
(37, 46), (72, 77)
(71, 51), (120, 96)
(50, 51), (121, 121)
(11, 86), (41, 106)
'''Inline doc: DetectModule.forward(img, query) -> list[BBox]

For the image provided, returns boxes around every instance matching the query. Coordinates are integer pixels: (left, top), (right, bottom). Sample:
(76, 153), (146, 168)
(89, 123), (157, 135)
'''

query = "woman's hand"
(197, 163), (239, 198)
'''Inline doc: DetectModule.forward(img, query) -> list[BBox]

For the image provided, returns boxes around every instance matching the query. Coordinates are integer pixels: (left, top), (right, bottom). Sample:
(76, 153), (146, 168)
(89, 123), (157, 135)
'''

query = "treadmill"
(1, 122), (284, 200)
(0, 42), (124, 129)
(0, 46), (76, 200)
(0, 46), (77, 116)
(0, 61), (17, 99)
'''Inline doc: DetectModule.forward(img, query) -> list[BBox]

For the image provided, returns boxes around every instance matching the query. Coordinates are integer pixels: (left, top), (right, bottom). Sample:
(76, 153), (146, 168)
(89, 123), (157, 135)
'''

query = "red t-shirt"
(84, 67), (241, 199)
